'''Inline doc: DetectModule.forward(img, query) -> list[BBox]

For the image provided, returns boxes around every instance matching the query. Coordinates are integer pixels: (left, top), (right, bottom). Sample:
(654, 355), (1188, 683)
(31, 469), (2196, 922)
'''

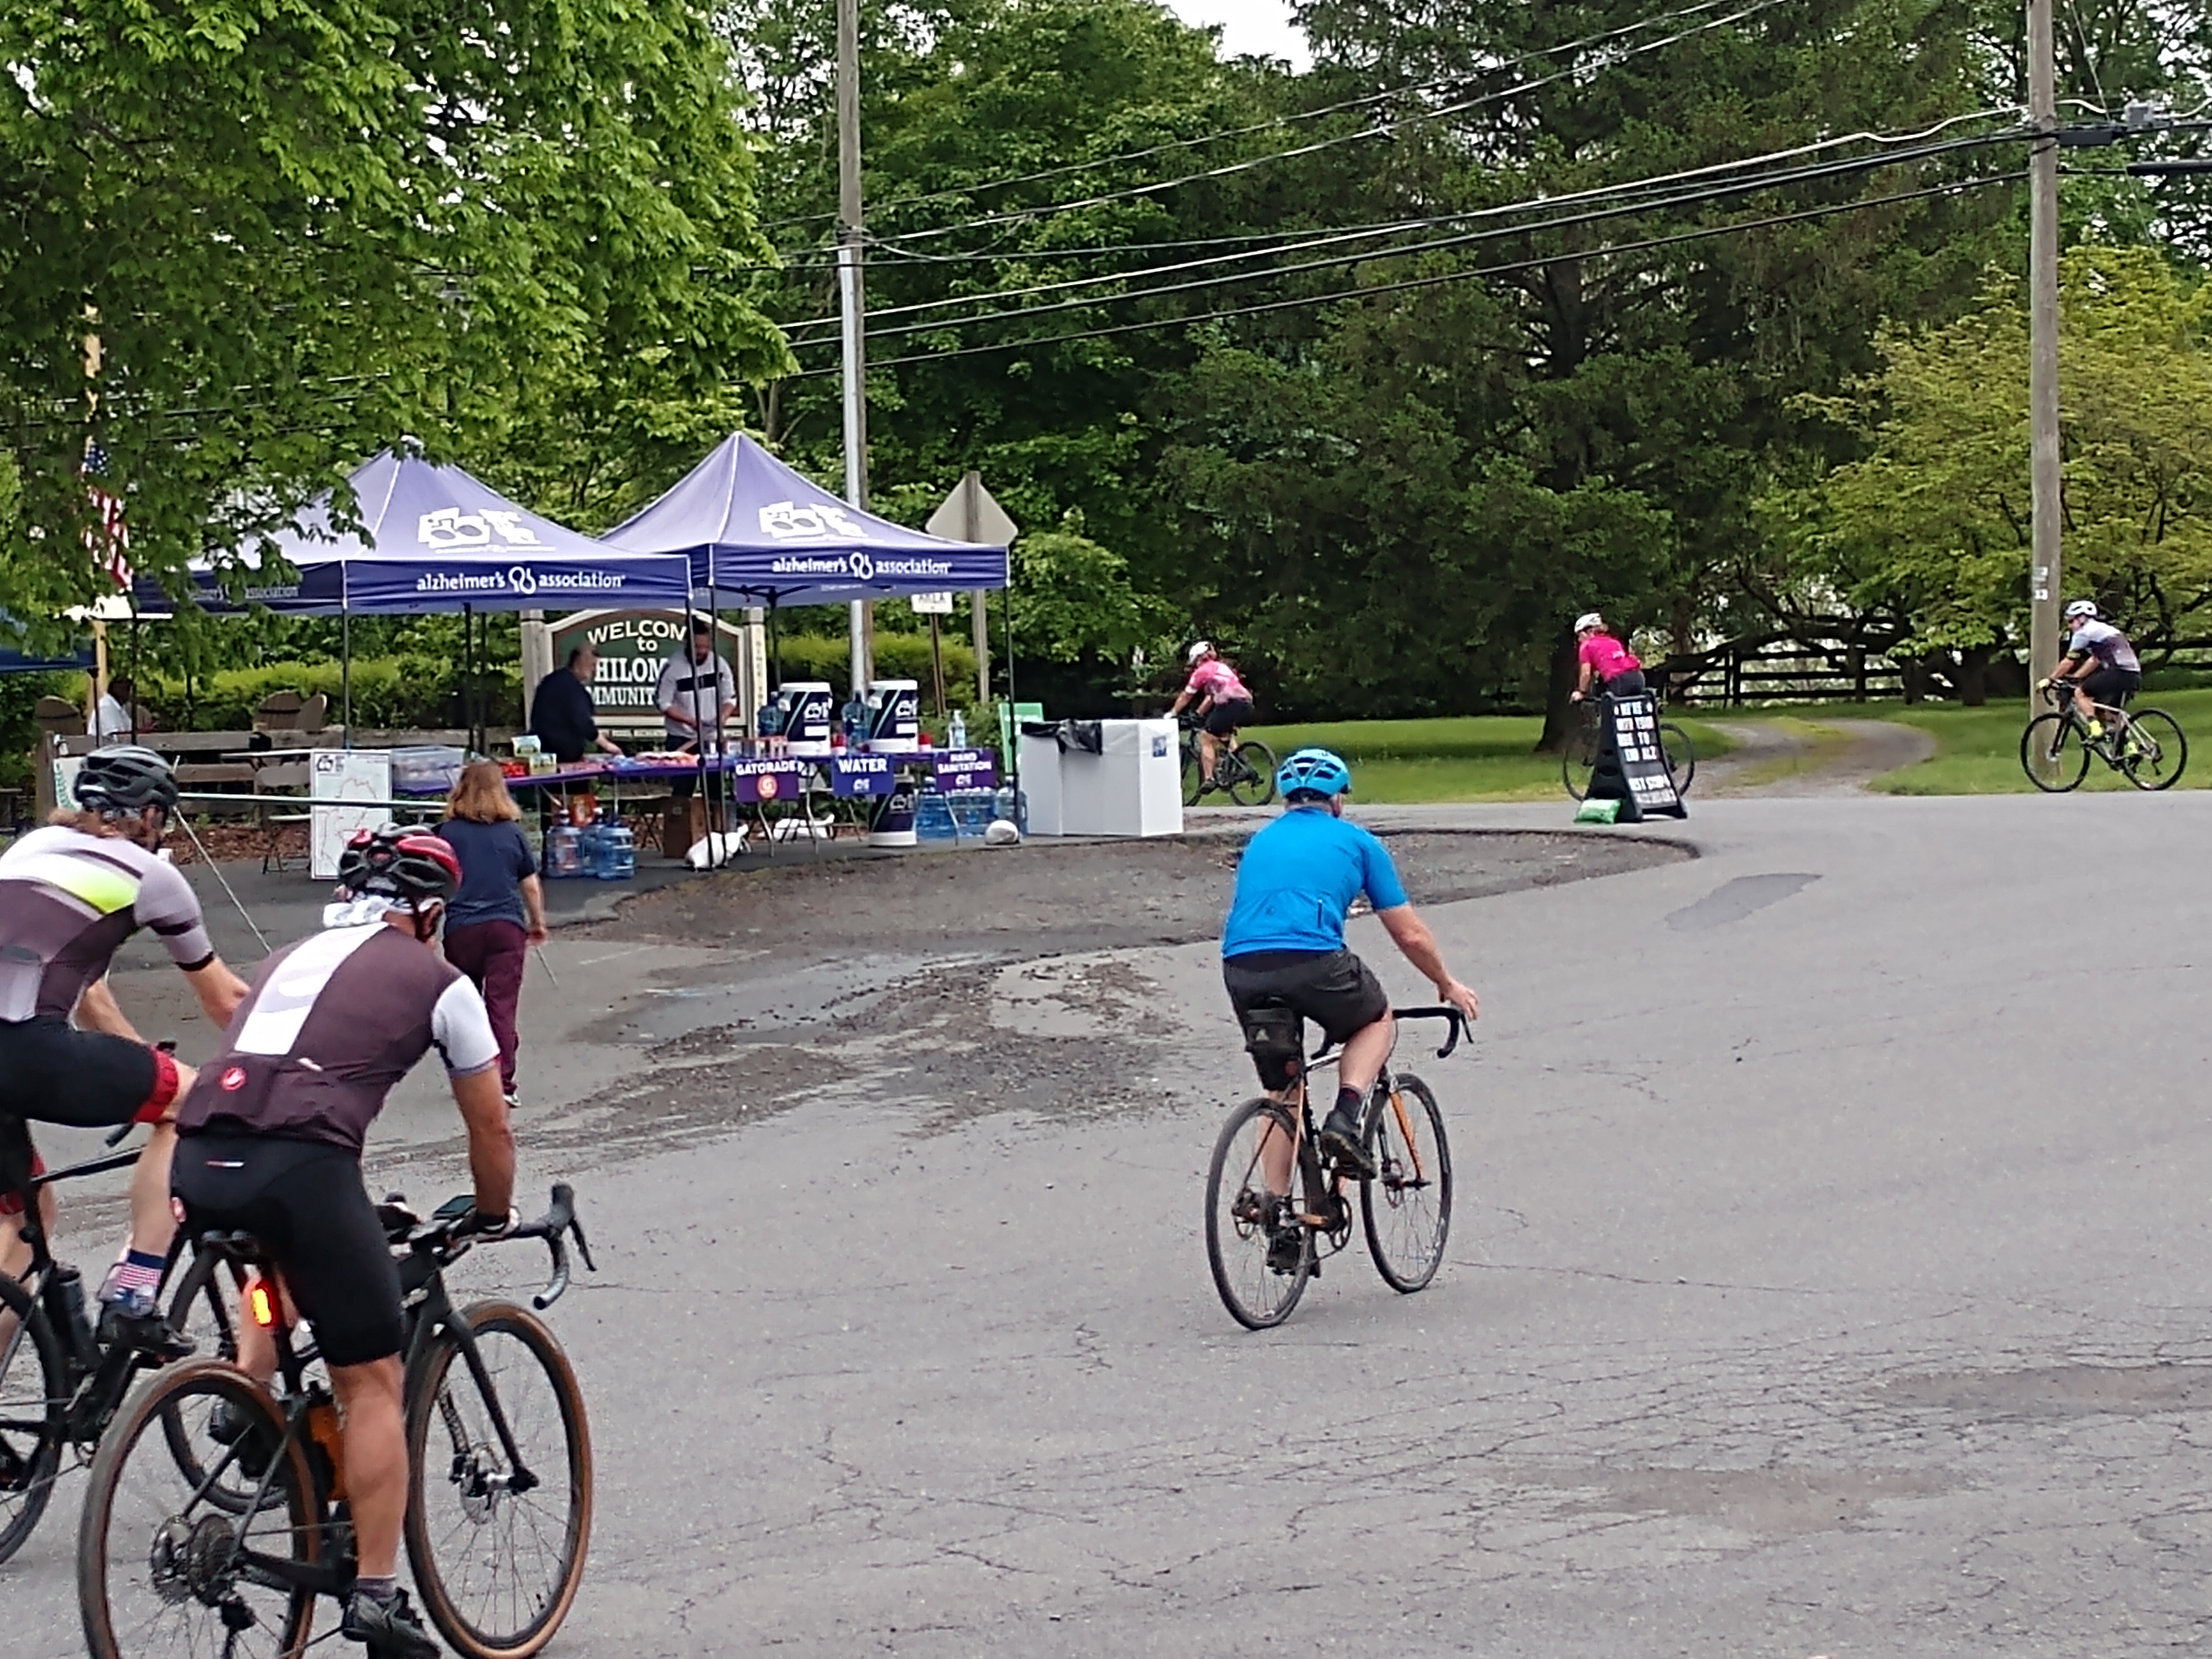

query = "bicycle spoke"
(1205, 1101), (1312, 1328)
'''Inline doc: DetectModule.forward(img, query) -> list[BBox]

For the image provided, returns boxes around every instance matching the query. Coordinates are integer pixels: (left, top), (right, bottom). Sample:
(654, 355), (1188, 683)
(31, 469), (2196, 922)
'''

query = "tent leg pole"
(342, 609), (352, 749)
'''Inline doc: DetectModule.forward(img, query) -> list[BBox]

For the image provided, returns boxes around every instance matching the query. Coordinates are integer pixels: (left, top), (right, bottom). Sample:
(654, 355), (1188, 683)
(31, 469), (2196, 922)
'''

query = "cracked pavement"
(10, 794), (2212, 1655)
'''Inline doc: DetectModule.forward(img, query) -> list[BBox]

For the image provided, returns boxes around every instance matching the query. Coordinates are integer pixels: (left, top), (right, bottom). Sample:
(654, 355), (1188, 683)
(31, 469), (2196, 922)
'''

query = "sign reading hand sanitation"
(1589, 693), (1686, 822)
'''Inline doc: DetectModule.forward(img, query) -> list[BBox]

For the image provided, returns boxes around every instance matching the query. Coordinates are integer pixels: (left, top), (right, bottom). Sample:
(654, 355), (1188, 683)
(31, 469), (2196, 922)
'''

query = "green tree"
(0, 0), (783, 623)
(1768, 246), (2212, 691)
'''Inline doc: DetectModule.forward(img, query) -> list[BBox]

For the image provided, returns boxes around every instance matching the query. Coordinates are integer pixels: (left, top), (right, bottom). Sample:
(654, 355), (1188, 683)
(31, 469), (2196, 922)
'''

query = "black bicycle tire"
(1180, 738), (1206, 807)
(2020, 714), (2090, 792)
(1360, 1075), (1454, 1294)
(0, 1270), (67, 1566)
(1561, 723), (1599, 801)
(158, 1248), (257, 1499)
(1204, 1100), (1313, 1330)
(404, 1301), (594, 1659)
(1660, 723), (1697, 796)
(77, 1358), (319, 1659)
(1227, 740), (1277, 806)
(2121, 708), (2187, 791)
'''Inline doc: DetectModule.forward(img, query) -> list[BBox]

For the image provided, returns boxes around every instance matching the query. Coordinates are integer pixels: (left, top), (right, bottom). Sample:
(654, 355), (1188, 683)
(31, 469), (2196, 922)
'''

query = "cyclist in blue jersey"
(1220, 748), (1480, 1180)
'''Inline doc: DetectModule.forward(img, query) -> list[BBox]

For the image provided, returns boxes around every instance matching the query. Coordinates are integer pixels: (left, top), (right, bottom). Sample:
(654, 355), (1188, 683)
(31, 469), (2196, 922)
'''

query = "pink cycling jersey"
(1186, 658), (1252, 703)
(1578, 634), (1640, 681)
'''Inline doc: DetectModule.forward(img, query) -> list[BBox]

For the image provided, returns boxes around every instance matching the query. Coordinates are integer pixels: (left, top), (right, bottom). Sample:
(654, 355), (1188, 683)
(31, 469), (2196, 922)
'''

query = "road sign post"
(928, 472), (1019, 707)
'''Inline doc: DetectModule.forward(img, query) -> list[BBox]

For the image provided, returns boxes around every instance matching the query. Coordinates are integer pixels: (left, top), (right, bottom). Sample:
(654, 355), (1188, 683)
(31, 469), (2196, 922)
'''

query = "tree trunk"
(1533, 633), (1581, 753)
(1959, 644), (1992, 707)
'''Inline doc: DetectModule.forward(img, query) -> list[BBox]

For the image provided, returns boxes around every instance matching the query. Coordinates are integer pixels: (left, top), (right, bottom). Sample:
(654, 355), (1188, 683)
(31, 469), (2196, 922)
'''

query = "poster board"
(310, 749), (393, 879)
(1595, 693), (1687, 821)
(546, 610), (751, 738)
(52, 755), (85, 813)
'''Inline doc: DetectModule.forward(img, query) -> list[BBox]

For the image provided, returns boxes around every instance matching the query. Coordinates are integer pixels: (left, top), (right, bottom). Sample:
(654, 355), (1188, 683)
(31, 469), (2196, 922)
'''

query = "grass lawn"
(1243, 714), (1736, 804)
(1863, 688), (2212, 793)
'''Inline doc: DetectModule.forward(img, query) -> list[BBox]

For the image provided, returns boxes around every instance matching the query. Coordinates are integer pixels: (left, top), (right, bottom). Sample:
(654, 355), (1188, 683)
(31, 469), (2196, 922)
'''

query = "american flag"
(82, 441), (131, 590)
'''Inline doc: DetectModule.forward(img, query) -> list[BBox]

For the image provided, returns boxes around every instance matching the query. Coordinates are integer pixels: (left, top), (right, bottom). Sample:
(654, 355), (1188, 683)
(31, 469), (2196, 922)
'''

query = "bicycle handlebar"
(405, 1182), (598, 1312)
(1308, 1005), (1468, 1063)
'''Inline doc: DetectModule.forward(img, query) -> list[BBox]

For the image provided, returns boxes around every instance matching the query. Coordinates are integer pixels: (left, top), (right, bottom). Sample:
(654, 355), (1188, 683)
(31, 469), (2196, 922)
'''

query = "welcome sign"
(549, 611), (744, 721)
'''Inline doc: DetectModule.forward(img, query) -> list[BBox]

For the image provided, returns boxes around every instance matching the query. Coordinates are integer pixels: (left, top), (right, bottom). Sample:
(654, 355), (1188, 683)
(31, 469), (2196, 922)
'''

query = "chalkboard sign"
(1590, 692), (1687, 821)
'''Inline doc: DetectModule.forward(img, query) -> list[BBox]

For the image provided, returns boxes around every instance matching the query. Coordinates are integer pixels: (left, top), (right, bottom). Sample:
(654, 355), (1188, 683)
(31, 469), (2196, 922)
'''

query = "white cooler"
(1017, 730), (1065, 836)
(1027, 719), (1180, 837)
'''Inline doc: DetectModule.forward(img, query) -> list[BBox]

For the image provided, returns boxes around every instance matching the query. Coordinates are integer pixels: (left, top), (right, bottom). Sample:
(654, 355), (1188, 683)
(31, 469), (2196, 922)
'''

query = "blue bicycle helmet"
(1276, 747), (1353, 801)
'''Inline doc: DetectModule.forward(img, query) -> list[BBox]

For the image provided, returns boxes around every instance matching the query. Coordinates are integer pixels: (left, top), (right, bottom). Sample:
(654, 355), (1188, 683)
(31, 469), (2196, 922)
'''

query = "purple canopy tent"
(134, 449), (692, 741)
(603, 435), (1008, 606)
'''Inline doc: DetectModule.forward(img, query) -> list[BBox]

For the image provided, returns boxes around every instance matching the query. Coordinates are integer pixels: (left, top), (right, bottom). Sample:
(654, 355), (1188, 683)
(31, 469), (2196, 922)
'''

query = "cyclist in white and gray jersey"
(0, 746), (251, 1347)
(2043, 599), (2142, 739)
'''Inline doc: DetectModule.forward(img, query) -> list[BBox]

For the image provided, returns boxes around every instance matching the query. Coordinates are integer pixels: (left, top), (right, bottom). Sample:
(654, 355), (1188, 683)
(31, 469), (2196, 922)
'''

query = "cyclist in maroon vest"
(171, 826), (514, 1659)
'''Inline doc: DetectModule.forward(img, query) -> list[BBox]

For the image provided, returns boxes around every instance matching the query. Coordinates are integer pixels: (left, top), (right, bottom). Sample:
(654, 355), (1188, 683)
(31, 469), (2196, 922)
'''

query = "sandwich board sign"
(1587, 692), (1687, 821)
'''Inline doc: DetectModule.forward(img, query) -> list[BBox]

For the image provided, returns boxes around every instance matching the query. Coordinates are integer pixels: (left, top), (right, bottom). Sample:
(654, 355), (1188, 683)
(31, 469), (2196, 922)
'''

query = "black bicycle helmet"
(75, 745), (179, 816)
(336, 826), (462, 905)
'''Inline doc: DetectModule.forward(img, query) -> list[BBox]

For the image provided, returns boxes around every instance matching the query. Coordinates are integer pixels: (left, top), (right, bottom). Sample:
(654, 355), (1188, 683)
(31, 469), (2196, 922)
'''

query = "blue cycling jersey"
(1222, 807), (1409, 958)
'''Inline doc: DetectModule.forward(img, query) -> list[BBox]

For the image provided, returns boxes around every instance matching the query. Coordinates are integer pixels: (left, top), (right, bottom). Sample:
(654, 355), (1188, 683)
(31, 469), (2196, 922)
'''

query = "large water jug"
(593, 823), (635, 880)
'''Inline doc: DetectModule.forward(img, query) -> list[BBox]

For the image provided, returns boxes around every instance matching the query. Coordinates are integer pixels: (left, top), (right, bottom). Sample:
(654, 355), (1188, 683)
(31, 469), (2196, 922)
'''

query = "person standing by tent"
(528, 646), (623, 765)
(439, 761), (547, 1108)
(655, 617), (737, 804)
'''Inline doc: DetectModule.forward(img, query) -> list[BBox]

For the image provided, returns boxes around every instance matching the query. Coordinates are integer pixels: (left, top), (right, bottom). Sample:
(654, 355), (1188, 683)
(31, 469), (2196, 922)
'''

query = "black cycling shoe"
(342, 1587), (441, 1659)
(96, 1291), (194, 1363)
(1319, 1108), (1376, 1181)
(1266, 1219), (1306, 1275)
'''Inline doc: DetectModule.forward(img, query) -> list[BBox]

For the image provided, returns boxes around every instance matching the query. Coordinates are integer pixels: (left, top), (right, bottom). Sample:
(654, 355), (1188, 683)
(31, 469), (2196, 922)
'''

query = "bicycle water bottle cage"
(1239, 1004), (1305, 1088)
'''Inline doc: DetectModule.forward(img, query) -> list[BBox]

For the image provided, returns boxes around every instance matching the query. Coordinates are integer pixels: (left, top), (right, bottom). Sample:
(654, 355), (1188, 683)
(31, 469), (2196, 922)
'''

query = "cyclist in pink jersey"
(1170, 641), (1257, 791)
(1569, 612), (1646, 701)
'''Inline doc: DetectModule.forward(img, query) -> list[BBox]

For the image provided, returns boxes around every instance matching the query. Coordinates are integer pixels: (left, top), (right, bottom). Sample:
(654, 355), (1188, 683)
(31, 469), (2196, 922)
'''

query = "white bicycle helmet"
(1573, 612), (1605, 634)
(2063, 599), (2099, 621)
(1186, 640), (1213, 665)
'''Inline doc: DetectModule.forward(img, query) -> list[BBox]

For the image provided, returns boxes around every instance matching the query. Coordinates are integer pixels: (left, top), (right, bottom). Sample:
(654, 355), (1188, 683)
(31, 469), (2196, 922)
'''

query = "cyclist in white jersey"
(2041, 599), (2142, 739)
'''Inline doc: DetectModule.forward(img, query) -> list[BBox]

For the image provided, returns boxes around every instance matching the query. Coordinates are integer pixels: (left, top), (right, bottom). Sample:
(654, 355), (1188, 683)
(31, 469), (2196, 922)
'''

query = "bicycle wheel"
(405, 1301), (593, 1659)
(78, 1359), (319, 1659)
(1660, 724), (1696, 796)
(2121, 709), (2187, 791)
(1181, 739), (1206, 806)
(1361, 1076), (1453, 1293)
(1227, 740), (1277, 806)
(2020, 714), (2091, 792)
(1561, 723), (1599, 800)
(1205, 1100), (1314, 1329)
(0, 1270), (67, 1566)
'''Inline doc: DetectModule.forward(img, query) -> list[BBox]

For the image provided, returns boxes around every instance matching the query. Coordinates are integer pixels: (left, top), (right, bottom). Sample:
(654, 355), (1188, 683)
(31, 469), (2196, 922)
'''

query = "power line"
(780, 116), (2025, 337)
(757, 0), (1771, 236)
(834, 0), (1794, 253)
(779, 173), (2022, 377)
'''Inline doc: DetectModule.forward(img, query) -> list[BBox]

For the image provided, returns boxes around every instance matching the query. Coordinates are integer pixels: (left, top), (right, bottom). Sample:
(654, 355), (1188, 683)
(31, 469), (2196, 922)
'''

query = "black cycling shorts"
(2080, 665), (2140, 707)
(0, 1016), (174, 1129)
(1203, 698), (1255, 738)
(171, 1132), (404, 1369)
(1603, 668), (1647, 697)
(1223, 949), (1390, 1087)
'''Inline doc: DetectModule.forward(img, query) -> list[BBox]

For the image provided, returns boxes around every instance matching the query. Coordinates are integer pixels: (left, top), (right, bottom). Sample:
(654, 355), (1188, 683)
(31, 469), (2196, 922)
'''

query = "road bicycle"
(1180, 714), (1277, 807)
(1204, 1005), (1462, 1331)
(0, 1112), (239, 1567)
(2020, 681), (2187, 791)
(1561, 693), (1695, 801)
(77, 1183), (597, 1659)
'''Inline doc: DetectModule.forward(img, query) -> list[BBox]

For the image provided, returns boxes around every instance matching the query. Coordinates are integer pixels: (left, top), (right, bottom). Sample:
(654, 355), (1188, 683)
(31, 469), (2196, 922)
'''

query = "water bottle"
(54, 1264), (98, 1366)
(948, 711), (968, 750)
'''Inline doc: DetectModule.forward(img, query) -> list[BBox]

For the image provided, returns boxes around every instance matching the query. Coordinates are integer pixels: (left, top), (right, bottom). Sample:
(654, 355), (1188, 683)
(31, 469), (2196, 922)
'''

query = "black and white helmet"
(75, 745), (179, 816)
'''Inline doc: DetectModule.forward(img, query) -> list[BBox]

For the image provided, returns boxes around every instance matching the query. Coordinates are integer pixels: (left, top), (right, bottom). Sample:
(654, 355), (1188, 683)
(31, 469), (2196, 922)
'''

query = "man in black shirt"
(527, 646), (623, 764)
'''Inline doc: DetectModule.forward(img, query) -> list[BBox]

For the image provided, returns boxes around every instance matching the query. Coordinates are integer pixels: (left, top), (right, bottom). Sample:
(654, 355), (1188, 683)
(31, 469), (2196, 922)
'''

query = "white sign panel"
(909, 591), (954, 615)
(310, 749), (393, 880)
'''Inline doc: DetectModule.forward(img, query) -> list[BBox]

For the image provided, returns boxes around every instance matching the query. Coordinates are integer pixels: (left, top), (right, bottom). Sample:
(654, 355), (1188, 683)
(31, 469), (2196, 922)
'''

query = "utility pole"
(2026, 0), (2063, 734)
(836, 0), (872, 696)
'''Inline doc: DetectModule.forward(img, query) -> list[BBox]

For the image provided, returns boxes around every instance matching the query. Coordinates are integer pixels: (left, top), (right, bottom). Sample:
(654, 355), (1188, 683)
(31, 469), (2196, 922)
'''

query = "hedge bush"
(142, 656), (522, 732)
(774, 633), (982, 713)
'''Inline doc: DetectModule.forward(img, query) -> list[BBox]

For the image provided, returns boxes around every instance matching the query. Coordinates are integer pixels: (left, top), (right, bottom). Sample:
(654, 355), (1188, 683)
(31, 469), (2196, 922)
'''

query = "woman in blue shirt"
(439, 761), (548, 1107)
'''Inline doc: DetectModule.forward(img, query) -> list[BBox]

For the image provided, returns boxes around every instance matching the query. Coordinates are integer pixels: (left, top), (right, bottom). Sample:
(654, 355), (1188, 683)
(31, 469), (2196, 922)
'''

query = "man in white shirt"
(654, 618), (737, 802)
(87, 675), (135, 740)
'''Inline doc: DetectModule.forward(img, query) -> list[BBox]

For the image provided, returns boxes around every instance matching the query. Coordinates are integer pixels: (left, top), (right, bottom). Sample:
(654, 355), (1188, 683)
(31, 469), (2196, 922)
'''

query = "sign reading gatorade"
(1594, 692), (1687, 821)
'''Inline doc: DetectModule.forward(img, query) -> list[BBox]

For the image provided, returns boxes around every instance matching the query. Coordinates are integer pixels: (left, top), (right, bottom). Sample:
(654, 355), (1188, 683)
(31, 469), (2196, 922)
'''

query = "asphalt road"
(12, 791), (2212, 1656)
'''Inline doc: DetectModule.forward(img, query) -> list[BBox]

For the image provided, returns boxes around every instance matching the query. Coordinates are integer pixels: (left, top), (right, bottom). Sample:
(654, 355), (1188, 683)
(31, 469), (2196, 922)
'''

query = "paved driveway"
(10, 792), (2212, 1657)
